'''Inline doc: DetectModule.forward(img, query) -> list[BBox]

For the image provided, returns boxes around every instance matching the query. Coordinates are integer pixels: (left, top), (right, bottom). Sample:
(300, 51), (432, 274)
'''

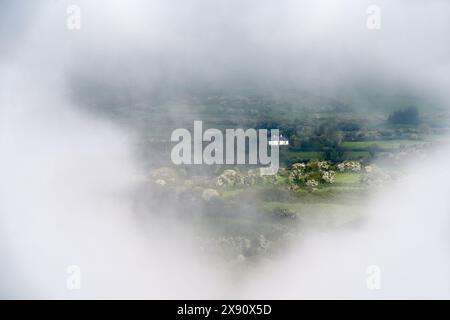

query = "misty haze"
(0, 0), (449, 300)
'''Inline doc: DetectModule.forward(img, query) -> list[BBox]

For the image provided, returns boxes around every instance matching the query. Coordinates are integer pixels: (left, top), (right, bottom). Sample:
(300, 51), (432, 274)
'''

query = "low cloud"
(0, 0), (449, 298)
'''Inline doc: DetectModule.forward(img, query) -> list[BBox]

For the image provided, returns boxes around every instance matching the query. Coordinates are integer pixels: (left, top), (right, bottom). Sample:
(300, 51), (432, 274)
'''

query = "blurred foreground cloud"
(0, 0), (449, 298)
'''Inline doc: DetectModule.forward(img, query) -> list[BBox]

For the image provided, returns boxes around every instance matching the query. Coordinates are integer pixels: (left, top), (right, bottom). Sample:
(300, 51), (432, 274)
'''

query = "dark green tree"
(388, 106), (420, 125)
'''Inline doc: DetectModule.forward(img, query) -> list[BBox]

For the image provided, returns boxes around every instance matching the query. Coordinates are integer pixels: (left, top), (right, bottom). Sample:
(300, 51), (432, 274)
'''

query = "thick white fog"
(0, 68), (230, 299)
(242, 152), (450, 299)
(0, 0), (449, 298)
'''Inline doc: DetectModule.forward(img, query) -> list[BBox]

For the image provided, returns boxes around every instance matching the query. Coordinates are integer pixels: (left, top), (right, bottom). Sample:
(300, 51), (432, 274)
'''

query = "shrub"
(388, 106), (419, 125)
(288, 160), (336, 189)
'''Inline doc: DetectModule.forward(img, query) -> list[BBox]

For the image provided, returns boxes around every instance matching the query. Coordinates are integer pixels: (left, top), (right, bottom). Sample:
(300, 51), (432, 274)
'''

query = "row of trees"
(256, 106), (421, 163)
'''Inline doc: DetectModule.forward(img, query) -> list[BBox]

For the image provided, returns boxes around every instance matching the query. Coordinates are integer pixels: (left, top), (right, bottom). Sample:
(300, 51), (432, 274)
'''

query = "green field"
(286, 151), (323, 160)
(334, 172), (361, 184)
(284, 140), (428, 164)
(342, 140), (426, 150)
(342, 151), (370, 160)
(286, 150), (370, 162)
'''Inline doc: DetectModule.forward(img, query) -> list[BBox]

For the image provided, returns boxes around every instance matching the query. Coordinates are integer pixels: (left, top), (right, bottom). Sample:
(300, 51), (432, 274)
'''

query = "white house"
(269, 134), (289, 146)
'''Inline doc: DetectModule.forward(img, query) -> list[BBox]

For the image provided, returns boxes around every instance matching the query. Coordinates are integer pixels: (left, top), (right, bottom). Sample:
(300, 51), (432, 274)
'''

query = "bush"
(367, 144), (380, 158)
(338, 121), (361, 131)
(388, 106), (419, 125)
(288, 161), (336, 189)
